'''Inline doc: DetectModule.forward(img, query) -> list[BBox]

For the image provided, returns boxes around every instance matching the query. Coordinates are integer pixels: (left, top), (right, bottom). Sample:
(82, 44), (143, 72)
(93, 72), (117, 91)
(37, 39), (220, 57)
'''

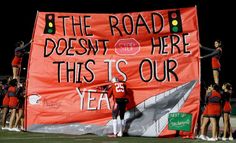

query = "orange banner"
(26, 7), (200, 138)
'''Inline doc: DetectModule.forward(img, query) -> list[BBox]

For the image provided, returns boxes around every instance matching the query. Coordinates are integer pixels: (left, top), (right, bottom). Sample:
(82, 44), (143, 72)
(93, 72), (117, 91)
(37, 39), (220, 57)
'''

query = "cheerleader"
(221, 83), (233, 141)
(11, 40), (32, 83)
(201, 40), (223, 85)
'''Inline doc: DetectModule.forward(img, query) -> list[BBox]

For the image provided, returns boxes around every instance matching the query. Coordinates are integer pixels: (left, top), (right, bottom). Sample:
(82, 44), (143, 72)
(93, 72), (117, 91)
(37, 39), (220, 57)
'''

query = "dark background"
(0, 0), (235, 90)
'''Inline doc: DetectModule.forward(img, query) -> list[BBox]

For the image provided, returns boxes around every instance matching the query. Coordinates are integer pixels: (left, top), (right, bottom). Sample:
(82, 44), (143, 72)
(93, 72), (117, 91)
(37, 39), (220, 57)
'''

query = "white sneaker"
(8, 128), (14, 131)
(221, 137), (227, 141)
(199, 135), (207, 140)
(1, 127), (8, 130)
(117, 131), (123, 137)
(229, 137), (234, 141)
(12, 128), (21, 132)
(208, 137), (217, 141)
(205, 136), (210, 140)
(2, 127), (10, 131)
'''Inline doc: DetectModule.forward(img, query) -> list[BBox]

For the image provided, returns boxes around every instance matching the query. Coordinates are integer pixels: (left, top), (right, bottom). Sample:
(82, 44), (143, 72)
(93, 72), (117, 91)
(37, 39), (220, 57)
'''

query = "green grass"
(0, 130), (231, 143)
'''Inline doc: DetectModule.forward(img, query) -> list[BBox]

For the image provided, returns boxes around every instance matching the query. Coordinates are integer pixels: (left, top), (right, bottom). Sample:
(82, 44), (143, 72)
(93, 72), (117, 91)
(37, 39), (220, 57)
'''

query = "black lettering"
(58, 16), (70, 36)
(135, 14), (151, 35)
(67, 38), (76, 56)
(76, 62), (83, 83)
(66, 62), (76, 83)
(161, 36), (168, 54)
(87, 39), (99, 55)
(98, 39), (109, 55)
(77, 38), (88, 55)
(56, 38), (67, 55)
(109, 15), (122, 36)
(183, 33), (190, 54)
(153, 60), (166, 82)
(84, 16), (93, 36)
(53, 61), (65, 83)
(44, 38), (56, 57)
(151, 12), (164, 34)
(151, 37), (162, 55)
(167, 59), (178, 81)
(72, 16), (83, 36)
(170, 34), (181, 54)
(84, 59), (95, 83)
(139, 58), (153, 82)
(122, 15), (133, 35)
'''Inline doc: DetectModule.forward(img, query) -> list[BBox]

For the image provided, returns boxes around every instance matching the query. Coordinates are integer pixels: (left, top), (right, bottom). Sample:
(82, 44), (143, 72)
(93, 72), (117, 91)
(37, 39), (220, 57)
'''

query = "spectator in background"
(221, 83), (234, 141)
(11, 40), (32, 83)
(201, 40), (223, 85)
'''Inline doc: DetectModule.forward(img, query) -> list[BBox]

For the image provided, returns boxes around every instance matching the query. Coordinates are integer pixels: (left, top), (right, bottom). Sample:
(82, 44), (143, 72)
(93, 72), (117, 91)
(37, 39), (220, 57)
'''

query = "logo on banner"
(115, 38), (140, 55)
(44, 14), (56, 34)
(29, 94), (41, 105)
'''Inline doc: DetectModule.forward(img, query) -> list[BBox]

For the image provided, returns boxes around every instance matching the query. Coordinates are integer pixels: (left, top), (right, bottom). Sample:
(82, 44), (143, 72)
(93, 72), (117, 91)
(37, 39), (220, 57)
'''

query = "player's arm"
(106, 85), (113, 98)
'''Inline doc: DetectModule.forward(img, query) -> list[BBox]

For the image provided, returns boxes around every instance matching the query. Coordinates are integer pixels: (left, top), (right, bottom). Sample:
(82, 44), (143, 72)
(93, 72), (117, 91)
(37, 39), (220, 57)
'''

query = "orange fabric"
(26, 7), (200, 138)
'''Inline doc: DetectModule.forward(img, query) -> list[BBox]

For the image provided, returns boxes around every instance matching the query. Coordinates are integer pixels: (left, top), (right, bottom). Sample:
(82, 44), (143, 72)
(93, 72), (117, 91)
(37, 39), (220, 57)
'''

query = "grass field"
(0, 130), (232, 143)
(1, 115), (236, 143)
(1, 114), (235, 143)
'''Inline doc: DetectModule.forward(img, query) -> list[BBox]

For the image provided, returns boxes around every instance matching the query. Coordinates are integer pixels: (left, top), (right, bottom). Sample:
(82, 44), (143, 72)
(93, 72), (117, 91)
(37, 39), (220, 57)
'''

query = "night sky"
(0, 0), (235, 89)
